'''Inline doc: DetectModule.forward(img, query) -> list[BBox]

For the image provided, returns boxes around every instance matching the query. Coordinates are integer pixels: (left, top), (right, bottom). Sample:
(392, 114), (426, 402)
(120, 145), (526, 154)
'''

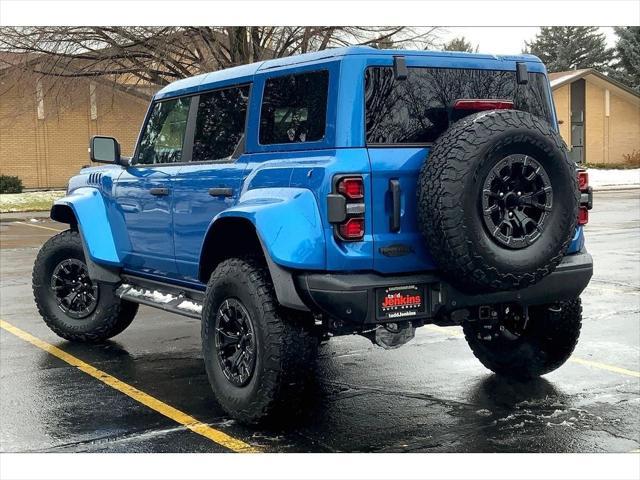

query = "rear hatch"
(364, 64), (557, 274)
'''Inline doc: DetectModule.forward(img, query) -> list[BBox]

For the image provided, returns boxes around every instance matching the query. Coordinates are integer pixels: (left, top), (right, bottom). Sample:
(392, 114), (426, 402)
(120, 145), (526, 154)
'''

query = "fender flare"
(211, 187), (325, 270)
(51, 188), (121, 268)
(200, 188), (326, 310)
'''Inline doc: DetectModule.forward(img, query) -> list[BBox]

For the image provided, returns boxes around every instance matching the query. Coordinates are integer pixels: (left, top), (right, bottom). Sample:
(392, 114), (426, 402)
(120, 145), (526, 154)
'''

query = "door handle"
(208, 187), (233, 197)
(389, 179), (401, 233)
(149, 187), (170, 196)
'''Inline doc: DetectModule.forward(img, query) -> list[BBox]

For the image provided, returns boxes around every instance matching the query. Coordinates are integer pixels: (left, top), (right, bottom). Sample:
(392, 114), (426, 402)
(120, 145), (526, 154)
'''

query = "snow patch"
(587, 168), (640, 190)
(546, 420), (575, 428)
(498, 414), (519, 422)
(475, 409), (492, 417)
(178, 300), (202, 313)
(542, 409), (566, 419)
(125, 286), (175, 304)
(0, 190), (65, 212)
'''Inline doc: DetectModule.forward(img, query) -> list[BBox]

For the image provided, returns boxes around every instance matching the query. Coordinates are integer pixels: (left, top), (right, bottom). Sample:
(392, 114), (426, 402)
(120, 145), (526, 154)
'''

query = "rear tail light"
(577, 170), (589, 190)
(577, 169), (592, 226)
(337, 177), (364, 200)
(328, 175), (365, 241)
(578, 206), (589, 226)
(339, 218), (365, 239)
(453, 99), (514, 111)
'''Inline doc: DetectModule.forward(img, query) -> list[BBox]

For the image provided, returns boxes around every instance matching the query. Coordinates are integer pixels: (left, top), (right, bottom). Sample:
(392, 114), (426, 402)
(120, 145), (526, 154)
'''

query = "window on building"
(192, 85), (250, 162)
(259, 70), (329, 145)
(137, 97), (190, 165)
(89, 82), (97, 120)
(36, 80), (44, 120)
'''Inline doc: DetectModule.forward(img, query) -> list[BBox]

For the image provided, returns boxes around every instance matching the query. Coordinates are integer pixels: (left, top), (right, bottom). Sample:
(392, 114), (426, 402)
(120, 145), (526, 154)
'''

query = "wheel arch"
(50, 203), (78, 226)
(199, 216), (309, 311)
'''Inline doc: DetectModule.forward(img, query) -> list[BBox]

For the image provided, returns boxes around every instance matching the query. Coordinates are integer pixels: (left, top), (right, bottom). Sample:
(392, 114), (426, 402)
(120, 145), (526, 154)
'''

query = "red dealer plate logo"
(376, 284), (428, 321)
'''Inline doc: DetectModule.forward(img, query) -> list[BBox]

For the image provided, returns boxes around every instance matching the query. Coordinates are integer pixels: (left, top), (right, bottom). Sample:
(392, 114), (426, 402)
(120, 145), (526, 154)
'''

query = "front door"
(172, 84), (251, 281)
(113, 96), (190, 277)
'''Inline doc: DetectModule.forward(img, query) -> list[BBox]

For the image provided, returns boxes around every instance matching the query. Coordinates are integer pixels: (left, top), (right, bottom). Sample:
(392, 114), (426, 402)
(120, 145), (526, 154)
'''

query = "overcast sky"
(435, 27), (617, 54)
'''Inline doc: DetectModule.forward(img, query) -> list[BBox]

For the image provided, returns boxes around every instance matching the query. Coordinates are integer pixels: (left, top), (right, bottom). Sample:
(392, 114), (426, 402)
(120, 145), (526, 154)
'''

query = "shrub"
(0, 175), (23, 194)
(622, 150), (640, 168)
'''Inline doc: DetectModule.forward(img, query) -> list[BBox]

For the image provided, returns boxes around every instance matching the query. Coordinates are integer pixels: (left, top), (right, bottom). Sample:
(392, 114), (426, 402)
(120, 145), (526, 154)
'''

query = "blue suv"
(33, 47), (593, 423)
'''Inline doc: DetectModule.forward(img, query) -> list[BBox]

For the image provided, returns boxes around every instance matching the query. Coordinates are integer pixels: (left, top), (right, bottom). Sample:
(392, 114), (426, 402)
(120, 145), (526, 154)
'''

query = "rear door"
(172, 85), (251, 282)
(364, 64), (556, 274)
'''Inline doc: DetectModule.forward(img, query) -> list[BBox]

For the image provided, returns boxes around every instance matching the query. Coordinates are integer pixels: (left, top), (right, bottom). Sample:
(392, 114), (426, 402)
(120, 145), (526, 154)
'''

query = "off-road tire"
(463, 298), (582, 379)
(417, 109), (579, 293)
(201, 257), (318, 424)
(33, 229), (138, 342)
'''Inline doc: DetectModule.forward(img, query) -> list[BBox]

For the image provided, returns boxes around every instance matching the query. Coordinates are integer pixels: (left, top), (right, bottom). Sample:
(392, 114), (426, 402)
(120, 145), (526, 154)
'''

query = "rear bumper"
(294, 250), (593, 327)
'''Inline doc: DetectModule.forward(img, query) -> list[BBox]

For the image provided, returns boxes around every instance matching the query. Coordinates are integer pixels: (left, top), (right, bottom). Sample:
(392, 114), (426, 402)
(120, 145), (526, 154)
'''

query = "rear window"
(259, 70), (329, 145)
(192, 85), (250, 162)
(365, 67), (554, 145)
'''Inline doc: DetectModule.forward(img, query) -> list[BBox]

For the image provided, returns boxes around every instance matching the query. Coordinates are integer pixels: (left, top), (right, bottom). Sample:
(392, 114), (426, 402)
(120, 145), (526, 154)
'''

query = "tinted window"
(193, 85), (250, 162)
(259, 70), (329, 144)
(137, 97), (190, 164)
(365, 67), (554, 144)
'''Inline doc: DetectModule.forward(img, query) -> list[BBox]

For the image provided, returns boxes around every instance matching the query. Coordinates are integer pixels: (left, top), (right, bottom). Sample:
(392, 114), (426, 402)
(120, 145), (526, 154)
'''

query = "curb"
(0, 211), (50, 223)
(592, 185), (640, 192)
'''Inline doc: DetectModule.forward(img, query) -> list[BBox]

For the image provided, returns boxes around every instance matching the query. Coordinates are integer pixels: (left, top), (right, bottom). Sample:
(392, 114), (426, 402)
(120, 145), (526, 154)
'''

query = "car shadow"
(458, 374), (581, 452)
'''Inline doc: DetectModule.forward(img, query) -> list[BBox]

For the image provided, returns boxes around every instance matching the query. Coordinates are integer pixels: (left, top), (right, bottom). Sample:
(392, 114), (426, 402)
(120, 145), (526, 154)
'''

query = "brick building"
(0, 61), (152, 189)
(550, 69), (640, 166)
(2, 60), (639, 190)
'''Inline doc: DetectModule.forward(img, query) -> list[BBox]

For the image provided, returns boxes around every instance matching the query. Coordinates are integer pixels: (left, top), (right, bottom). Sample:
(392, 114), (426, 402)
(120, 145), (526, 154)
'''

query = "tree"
(442, 36), (477, 53)
(524, 27), (614, 72)
(608, 27), (640, 93)
(0, 27), (441, 89)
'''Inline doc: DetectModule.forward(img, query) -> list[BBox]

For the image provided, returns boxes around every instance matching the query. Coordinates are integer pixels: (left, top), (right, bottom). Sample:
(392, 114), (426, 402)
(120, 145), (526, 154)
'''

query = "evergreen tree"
(524, 27), (614, 72)
(442, 36), (477, 53)
(608, 27), (640, 93)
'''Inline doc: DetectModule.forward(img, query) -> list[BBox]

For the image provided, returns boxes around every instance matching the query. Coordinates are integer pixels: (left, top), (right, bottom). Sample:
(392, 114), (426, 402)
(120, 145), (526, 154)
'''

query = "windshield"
(365, 66), (554, 145)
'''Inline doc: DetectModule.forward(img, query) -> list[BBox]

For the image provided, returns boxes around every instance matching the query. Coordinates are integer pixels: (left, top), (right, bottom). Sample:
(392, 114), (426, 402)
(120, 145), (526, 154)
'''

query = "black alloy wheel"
(214, 298), (257, 387)
(51, 258), (99, 319)
(481, 154), (553, 249)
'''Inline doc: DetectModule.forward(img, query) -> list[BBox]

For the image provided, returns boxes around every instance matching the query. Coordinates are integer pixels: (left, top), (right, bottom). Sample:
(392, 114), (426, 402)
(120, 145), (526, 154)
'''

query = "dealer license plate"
(375, 284), (427, 321)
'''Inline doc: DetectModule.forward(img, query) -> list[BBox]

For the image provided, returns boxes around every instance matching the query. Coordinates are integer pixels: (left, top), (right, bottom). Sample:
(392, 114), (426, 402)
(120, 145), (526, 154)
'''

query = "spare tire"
(417, 109), (579, 294)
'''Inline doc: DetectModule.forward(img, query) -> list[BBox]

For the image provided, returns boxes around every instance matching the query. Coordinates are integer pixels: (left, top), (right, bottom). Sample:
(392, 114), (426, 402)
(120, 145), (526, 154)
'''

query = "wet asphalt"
(0, 190), (639, 453)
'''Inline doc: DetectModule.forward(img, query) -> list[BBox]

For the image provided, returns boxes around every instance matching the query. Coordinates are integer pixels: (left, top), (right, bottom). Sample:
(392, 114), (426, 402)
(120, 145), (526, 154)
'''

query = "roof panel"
(154, 46), (545, 100)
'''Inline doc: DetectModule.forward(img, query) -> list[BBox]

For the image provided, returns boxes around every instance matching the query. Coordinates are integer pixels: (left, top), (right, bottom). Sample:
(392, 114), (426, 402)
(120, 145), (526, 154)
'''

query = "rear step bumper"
(295, 250), (593, 326)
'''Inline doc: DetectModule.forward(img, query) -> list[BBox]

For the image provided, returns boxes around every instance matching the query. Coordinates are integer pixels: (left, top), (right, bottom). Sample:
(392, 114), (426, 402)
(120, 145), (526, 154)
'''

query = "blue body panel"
(213, 187), (325, 270)
(111, 165), (179, 276)
(54, 187), (121, 266)
(173, 159), (247, 281)
(57, 46), (582, 291)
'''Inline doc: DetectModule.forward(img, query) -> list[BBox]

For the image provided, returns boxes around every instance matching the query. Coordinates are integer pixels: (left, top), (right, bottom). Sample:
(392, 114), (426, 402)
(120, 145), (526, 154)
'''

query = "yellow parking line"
(14, 221), (64, 233)
(424, 325), (640, 378)
(568, 357), (640, 378)
(0, 319), (259, 453)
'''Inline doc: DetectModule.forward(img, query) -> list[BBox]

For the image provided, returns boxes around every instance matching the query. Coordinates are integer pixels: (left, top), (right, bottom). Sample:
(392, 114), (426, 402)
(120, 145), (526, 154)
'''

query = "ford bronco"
(33, 46), (593, 423)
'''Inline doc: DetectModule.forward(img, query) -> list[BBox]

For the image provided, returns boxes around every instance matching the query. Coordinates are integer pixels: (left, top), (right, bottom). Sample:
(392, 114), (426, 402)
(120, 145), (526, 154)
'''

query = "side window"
(192, 85), (250, 162)
(137, 97), (190, 165)
(259, 70), (329, 145)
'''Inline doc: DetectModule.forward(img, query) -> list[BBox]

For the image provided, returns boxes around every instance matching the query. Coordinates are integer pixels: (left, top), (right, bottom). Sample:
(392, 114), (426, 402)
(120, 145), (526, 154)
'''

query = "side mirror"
(90, 136), (121, 164)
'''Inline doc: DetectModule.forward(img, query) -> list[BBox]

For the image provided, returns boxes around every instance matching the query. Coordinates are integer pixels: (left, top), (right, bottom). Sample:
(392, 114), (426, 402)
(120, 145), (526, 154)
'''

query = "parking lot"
(1, 189), (638, 453)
